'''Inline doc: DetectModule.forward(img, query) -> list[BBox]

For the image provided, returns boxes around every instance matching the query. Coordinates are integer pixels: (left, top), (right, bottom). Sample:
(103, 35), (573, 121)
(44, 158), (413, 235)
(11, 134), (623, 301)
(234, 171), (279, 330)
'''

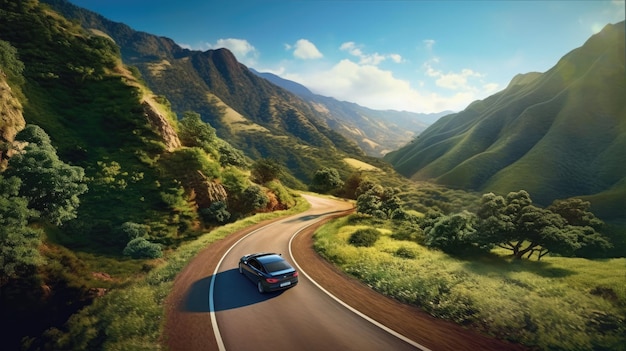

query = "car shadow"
(180, 268), (284, 312)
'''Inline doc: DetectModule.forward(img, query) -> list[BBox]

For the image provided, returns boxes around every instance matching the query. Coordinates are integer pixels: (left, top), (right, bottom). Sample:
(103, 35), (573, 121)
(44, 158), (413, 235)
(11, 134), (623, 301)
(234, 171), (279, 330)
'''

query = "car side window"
(249, 259), (262, 271)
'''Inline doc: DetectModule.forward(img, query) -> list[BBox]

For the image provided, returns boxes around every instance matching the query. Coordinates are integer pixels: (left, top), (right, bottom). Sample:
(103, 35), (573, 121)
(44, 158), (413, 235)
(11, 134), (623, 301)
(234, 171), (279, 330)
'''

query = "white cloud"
(291, 39), (323, 59)
(389, 54), (403, 63)
(286, 59), (466, 113)
(202, 38), (259, 66)
(281, 54), (502, 114)
(340, 41), (402, 65)
(423, 63), (489, 91)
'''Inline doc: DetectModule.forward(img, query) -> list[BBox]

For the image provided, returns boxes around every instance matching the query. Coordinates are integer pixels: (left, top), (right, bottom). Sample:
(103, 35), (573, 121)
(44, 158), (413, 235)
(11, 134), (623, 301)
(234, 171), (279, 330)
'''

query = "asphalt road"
(164, 195), (525, 351)
(211, 195), (419, 350)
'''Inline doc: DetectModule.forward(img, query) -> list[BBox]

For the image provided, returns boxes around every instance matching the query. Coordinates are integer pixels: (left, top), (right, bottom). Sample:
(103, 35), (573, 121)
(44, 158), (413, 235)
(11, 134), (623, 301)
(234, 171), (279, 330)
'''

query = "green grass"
(314, 215), (626, 350)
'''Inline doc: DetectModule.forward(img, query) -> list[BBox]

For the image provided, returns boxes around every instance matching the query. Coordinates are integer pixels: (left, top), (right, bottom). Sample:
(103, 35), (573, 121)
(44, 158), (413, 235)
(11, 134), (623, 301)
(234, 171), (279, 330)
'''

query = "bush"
(243, 185), (269, 212)
(117, 222), (150, 240)
(391, 221), (424, 243)
(122, 238), (162, 259)
(394, 246), (417, 259)
(348, 228), (380, 247)
(200, 201), (231, 224)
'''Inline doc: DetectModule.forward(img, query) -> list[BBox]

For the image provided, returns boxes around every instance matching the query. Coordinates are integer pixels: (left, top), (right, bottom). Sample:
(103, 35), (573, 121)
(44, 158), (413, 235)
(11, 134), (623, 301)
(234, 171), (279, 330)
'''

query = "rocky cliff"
(0, 75), (25, 169)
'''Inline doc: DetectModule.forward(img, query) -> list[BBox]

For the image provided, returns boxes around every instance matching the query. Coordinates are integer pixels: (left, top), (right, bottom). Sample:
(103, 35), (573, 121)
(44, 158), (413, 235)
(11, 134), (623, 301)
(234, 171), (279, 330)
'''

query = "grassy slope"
(315, 216), (626, 350)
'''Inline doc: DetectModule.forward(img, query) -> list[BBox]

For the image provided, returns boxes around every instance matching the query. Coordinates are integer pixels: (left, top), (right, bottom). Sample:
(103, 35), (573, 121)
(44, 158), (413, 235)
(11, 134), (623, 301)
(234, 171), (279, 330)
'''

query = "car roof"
(255, 254), (284, 264)
(243, 252), (280, 261)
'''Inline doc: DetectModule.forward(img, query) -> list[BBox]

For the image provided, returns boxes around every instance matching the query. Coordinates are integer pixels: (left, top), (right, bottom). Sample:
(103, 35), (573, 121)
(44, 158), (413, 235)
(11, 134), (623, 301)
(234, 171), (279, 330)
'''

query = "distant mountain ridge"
(251, 68), (451, 156)
(385, 21), (626, 221)
(42, 0), (444, 167)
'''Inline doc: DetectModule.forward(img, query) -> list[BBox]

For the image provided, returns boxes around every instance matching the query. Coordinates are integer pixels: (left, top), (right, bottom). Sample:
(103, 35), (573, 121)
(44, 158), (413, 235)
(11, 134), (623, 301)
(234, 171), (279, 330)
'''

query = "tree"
(116, 222), (151, 240)
(218, 143), (248, 167)
(5, 125), (88, 225)
(0, 175), (43, 286)
(240, 185), (269, 214)
(200, 201), (231, 224)
(424, 211), (477, 253)
(0, 39), (25, 86)
(309, 167), (343, 194)
(221, 167), (249, 195)
(251, 158), (282, 184)
(475, 190), (606, 260)
(356, 190), (382, 216)
(548, 199), (611, 257)
(548, 198), (603, 229)
(178, 111), (216, 152)
(338, 172), (364, 199)
(515, 205), (576, 260)
(356, 184), (403, 219)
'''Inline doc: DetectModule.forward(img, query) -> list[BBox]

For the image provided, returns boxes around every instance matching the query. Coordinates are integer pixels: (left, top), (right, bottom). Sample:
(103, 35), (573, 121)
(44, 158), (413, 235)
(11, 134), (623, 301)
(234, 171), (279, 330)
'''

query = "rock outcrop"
(0, 76), (25, 169)
(141, 99), (181, 151)
(185, 170), (228, 209)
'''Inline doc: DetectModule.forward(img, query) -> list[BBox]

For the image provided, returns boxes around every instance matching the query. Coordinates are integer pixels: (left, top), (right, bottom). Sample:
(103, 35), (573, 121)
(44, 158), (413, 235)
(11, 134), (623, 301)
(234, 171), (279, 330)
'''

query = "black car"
(238, 253), (299, 293)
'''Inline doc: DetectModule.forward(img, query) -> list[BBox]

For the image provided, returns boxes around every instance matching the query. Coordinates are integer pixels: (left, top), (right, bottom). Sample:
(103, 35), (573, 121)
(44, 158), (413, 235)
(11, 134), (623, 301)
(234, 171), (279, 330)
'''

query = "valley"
(0, 0), (624, 350)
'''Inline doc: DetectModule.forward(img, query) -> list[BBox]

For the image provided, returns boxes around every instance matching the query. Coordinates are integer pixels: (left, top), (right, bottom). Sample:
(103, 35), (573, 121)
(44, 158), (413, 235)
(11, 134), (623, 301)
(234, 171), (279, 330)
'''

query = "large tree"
(474, 190), (605, 260)
(0, 175), (43, 286)
(356, 183), (404, 219)
(251, 158), (283, 184)
(5, 125), (88, 225)
(424, 211), (477, 253)
(309, 167), (343, 194)
(178, 111), (217, 153)
(548, 198), (611, 257)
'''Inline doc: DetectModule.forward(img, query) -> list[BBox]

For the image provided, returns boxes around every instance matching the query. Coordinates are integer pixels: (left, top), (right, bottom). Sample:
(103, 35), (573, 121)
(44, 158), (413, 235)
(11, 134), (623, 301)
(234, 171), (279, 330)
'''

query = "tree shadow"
(463, 254), (576, 279)
(180, 269), (284, 312)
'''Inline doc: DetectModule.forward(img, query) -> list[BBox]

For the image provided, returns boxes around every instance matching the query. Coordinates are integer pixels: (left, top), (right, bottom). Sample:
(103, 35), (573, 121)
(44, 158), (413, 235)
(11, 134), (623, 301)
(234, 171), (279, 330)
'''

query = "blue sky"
(68, 0), (624, 113)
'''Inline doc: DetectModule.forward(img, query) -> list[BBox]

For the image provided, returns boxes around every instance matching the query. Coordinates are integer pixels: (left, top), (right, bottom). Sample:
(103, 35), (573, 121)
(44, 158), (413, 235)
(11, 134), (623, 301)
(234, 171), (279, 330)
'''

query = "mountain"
(42, 0), (398, 187)
(251, 68), (452, 156)
(385, 22), (626, 221)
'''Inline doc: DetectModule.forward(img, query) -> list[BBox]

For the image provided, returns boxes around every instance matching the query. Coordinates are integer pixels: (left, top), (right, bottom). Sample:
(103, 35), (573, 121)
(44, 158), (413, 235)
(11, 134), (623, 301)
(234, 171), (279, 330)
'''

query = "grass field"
(314, 215), (626, 350)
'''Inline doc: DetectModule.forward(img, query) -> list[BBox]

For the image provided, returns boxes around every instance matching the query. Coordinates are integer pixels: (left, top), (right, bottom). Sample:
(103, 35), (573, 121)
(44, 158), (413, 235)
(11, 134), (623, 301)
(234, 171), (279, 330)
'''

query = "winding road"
(164, 195), (525, 351)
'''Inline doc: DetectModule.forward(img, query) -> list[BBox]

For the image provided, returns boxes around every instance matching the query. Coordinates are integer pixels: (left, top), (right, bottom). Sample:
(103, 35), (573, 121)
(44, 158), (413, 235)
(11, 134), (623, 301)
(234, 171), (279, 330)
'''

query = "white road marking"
(288, 218), (432, 351)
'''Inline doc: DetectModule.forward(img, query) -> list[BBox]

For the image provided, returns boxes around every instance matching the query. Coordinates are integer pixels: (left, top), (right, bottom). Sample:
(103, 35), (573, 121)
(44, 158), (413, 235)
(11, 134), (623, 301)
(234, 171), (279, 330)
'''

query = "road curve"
(164, 195), (525, 351)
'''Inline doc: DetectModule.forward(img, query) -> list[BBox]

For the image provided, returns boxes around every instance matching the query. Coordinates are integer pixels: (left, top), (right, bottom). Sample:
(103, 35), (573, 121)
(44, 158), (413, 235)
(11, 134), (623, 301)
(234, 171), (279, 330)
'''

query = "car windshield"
(263, 260), (292, 273)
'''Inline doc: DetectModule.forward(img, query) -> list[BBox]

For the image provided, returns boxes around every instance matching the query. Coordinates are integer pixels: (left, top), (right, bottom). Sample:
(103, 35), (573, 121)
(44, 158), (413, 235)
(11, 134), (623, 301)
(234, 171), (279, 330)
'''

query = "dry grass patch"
(210, 94), (269, 133)
(146, 60), (171, 77)
(343, 158), (382, 172)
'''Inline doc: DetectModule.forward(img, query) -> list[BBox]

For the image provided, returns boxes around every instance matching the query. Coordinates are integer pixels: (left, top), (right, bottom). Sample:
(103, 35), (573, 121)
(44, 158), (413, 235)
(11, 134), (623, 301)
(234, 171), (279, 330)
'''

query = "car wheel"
(257, 281), (265, 294)
(238, 263), (243, 274)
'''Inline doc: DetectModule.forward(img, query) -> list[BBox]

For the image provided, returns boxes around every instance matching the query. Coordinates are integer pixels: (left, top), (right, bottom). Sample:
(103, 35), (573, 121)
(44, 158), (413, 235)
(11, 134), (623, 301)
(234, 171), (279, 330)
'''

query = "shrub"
(348, 228), (380, 247)
(240, 185), (269, 214)
(200, 201), (231, 224)
(265, 180), (296, 209)
(391, 221), (424, 243)
(117, 222), (150, 240)
(394, 246), (417, 259)
(123, 238), (162, 259)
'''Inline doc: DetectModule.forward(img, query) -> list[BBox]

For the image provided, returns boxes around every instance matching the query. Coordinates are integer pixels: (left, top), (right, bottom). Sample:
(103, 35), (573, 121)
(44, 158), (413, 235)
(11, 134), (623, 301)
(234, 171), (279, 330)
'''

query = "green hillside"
(42, 0), (373, 188)
(0, 1), (301, 348)
(385, 22), (626, 222)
